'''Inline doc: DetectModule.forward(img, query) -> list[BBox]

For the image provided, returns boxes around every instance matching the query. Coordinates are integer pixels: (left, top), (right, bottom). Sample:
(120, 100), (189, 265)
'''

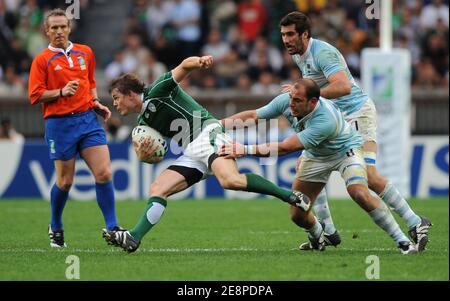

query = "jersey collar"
(48, 42), (75, 67)
(48, 41), (74, 54)
(298, 38), (314, 61)
(140, 94), (147, 115)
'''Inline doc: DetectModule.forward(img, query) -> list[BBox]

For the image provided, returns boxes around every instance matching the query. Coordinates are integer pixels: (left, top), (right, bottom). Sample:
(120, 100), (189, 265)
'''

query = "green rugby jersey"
(137, 72), (218, 144)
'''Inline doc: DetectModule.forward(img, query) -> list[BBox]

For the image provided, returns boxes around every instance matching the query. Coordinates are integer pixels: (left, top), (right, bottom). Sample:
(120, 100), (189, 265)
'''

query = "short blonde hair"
(44, 8), (70, 28)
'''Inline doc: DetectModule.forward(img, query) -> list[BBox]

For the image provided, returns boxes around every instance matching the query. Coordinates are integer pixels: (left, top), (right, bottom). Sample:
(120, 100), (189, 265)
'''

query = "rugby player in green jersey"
(103, 55), (309, 253)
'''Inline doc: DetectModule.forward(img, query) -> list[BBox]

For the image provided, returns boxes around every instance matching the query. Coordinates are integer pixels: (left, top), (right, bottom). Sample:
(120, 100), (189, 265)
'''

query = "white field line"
(1, 247), (445, 254)
(0, 247), (267, 253)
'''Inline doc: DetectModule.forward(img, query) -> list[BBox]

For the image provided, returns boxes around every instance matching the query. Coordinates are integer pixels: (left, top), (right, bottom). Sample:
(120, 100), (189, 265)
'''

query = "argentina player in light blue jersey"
(220, 79), (417, 254)
(279, 12), (430, 251)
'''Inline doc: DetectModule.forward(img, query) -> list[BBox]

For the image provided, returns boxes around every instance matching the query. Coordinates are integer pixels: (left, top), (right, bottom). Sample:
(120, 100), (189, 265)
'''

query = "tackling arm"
(219, 134), (304, 158)
(221, 110), (259, 129)
(251, 134), (304, 157)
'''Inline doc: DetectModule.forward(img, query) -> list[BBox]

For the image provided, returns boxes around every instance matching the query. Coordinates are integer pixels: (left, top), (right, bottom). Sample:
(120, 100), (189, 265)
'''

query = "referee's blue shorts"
(44, 110), (107, 161)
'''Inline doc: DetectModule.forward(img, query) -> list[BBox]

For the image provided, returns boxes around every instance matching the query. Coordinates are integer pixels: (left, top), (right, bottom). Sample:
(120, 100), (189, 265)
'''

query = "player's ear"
(309, 97), (318, 104)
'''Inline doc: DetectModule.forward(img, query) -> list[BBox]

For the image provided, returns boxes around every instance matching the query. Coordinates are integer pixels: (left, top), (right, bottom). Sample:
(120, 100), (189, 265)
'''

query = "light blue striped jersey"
(291, 38), (368, 116)
(256, 93), (363, 159)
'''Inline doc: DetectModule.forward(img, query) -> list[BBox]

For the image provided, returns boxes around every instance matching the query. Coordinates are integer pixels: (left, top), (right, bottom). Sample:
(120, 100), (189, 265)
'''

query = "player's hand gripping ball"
(132, 125), (168, 158)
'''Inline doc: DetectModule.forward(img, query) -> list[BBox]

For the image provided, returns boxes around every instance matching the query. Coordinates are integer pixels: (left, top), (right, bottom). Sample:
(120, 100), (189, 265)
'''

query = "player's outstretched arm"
(219, 134), (304, 158)
(172, 55), (213, 83)
(221, 110), (259, 130)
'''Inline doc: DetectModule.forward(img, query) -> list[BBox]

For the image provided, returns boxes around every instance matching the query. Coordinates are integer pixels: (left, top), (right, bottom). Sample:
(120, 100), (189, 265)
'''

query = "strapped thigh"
(340, 150), (368, 187)
(363, 151), (377, 166)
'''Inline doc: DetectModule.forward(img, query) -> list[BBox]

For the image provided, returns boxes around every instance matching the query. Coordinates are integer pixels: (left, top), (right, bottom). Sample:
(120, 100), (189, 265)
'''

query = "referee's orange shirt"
(29, 43), (97, 118)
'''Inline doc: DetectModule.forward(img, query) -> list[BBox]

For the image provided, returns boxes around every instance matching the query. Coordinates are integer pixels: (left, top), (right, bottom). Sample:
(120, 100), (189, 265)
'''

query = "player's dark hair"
(44, 8), (70, 28)
(297, 78), (320, 100)
(280, 12), (311, 39)
(110, 73), (146, 95)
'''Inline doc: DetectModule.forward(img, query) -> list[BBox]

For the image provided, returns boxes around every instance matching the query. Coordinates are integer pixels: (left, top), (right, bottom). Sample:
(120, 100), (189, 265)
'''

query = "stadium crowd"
(0, 0), (448, 95)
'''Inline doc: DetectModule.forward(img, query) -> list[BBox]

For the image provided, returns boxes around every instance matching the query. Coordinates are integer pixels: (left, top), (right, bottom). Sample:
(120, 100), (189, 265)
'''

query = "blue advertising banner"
(0, 136), (448, 200)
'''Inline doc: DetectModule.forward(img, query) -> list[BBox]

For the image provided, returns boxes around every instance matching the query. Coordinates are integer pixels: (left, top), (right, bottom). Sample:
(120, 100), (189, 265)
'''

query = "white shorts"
(296, 148), (368, 186)
(171, 122), (232, 174)
(346, 98), (377, 144)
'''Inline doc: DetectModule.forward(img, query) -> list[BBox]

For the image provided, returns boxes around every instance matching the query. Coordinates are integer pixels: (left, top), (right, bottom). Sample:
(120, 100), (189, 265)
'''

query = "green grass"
(0, 198), (448, 280)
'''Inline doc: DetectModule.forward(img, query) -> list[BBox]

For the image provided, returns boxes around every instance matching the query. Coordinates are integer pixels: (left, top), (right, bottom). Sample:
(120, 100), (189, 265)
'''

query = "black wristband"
(93, 98), (101, 104)
(59, 89), (63, 97)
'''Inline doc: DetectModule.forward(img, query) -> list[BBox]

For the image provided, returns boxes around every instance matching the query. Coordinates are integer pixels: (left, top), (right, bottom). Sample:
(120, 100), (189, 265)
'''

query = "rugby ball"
(131, 125), (168, 157)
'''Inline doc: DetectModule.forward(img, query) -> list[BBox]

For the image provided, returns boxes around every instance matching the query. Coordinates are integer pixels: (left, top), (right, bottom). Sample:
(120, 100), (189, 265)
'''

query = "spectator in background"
(199, 71), (218, 90)
(122, 33), (152, 79)
(170, 0), (201, 60)
(248, 36), (283, 73)
(201, 28), (230, 63)
(236, 73), (252, 91)
(0, 0), (17, 69)
(237, 0), (267, 43)
(322, 0), (346, 30)
(250, 71), (279, 95)
(216, 47), (249, 87)
(15, 14), (47, 58)
(145, 51), (167, 83)
(151, 34), (178, 69)
(414, 58), (443, 86)
(26, 0), (450, 95)
(278, 49), (298, 79)
(229, 27), (251, 59)
(131, 0), (149, 30)
(420, 0), (449, 30)
(248, 52), (274, 81)
(105, 50), (126, 82)
(0, 117), (24, 143)
(146, 0), (173, 43)
(292, 0), (326, 14)
(280, 66), (301, 86)
(0, 64), (25, 95)
(3, 0), (20, 12)
(9, 37), (32, 75)
(422, 31), (449, 78)
(19, 0), (42, 30)
(264, 0), (297, 47)
(208, 0), (236, 35)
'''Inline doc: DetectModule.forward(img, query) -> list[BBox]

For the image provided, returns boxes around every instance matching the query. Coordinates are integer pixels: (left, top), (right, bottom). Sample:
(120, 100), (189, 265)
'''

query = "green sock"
(245, 173), (292, 202)
(130, 196), (167, 241)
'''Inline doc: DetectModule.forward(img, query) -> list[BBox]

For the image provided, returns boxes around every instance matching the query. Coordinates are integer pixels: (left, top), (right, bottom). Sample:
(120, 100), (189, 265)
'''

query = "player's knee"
(219, 178), (239, 190)
(95, 168), (112, 183)
(218, 175), (244, 190)
(149, 182), (161, 196)
(149, 181), (168, 197)
(349, 187), (371, 205)
(57, 179), (73, 191)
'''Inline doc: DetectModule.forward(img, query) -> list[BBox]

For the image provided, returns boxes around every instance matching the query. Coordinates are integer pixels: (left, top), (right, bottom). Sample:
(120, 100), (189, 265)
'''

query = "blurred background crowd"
(0, 0), (449, 97)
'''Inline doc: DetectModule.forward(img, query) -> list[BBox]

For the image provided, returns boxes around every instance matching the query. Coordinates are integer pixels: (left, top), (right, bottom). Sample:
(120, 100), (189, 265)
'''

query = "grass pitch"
(0, 198), (448, 281)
